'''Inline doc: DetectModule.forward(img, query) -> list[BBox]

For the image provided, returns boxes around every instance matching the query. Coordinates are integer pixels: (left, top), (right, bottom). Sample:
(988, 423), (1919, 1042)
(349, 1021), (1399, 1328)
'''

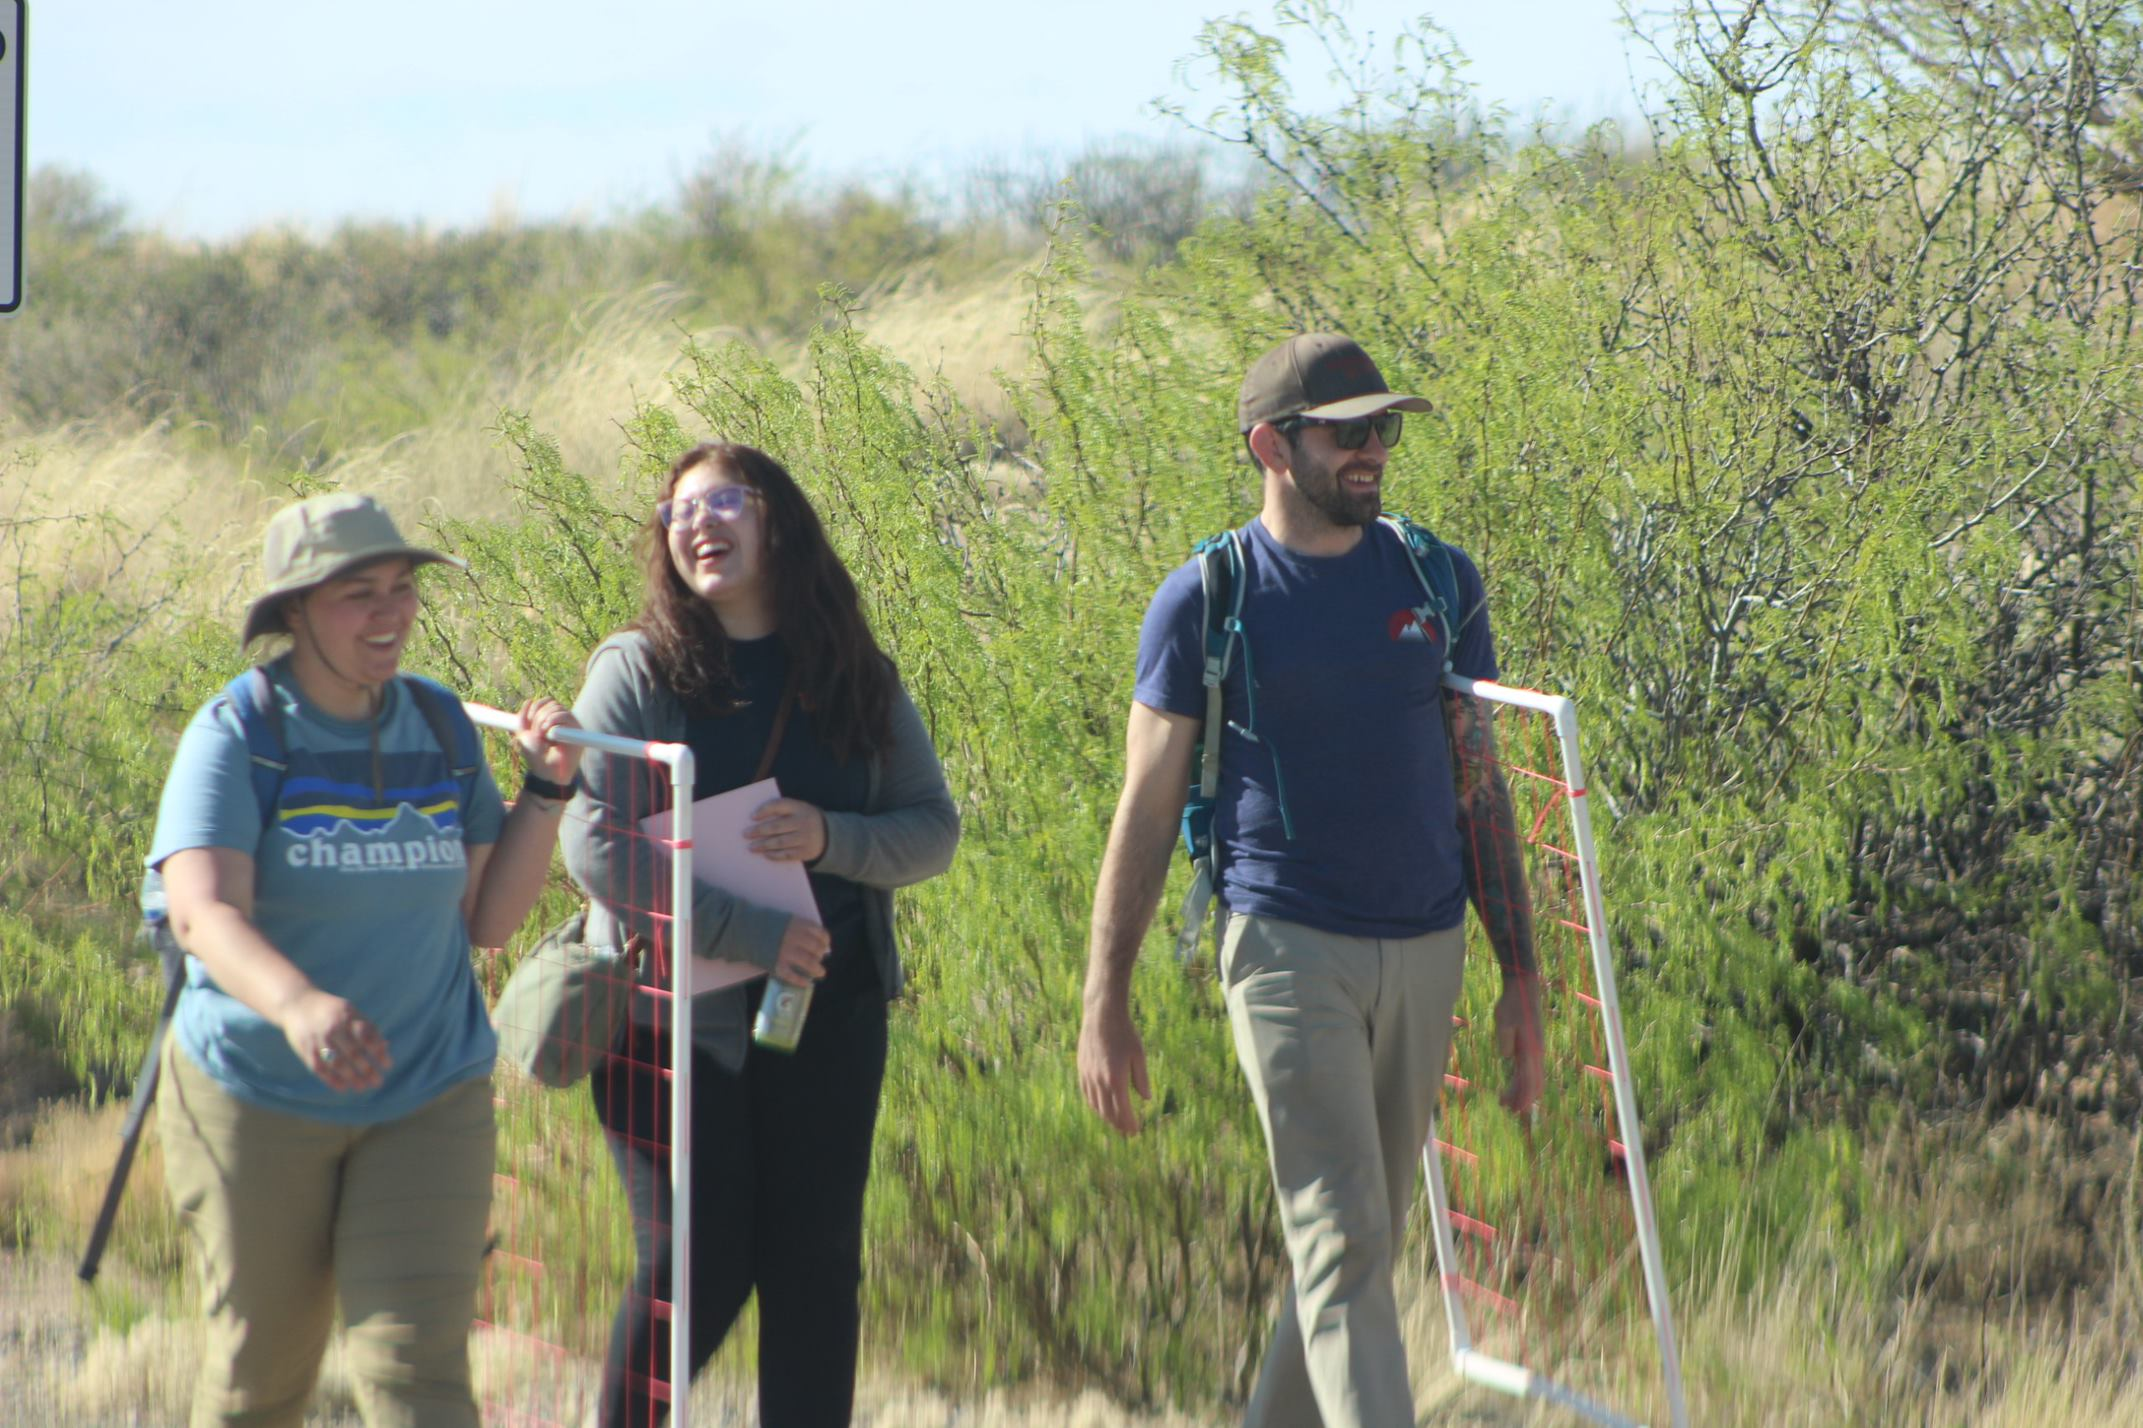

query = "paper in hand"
(639, 778), (823, 993)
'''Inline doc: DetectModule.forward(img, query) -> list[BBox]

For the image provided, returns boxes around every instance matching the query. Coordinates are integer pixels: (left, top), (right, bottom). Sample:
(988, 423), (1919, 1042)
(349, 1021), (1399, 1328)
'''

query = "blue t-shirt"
(147, 661), (505, 1124)
(1134, 518), (1499, 938)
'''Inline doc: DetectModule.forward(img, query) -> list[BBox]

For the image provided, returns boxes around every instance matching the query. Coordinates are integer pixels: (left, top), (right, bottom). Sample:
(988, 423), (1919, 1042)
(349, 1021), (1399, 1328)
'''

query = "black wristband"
(520, 770), (578, 803)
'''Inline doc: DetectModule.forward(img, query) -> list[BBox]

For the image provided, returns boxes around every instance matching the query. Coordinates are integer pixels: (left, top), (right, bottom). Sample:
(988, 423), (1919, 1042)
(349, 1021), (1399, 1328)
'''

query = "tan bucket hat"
(239, 493), (466, 646)
(1237, 332), (1432, 433)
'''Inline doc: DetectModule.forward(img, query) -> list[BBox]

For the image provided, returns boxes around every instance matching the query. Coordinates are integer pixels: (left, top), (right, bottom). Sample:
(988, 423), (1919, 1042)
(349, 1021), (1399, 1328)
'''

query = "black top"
(683, 634), (877, 1001)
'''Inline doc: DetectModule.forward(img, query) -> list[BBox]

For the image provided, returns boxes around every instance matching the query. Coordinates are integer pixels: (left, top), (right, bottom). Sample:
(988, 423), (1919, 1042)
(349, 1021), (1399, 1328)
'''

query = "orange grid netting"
(476, 744), (682, 1426)
(1431, 692), (1656, 1400)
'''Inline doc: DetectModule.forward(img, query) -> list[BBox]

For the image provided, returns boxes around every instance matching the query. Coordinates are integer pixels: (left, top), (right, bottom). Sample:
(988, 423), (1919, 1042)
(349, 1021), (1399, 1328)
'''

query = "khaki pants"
(157, 1040), (496, 1428)
(1220, 913), (1467, 1428)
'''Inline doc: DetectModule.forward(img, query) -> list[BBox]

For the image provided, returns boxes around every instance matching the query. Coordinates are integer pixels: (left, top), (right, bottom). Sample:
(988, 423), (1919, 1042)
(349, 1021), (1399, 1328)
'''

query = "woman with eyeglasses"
(563, 441), (959, 1427)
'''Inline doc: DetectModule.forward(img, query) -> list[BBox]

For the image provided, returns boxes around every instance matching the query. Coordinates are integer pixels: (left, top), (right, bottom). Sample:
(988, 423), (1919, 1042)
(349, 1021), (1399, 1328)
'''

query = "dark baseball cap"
(1237, 333), (1430, 433)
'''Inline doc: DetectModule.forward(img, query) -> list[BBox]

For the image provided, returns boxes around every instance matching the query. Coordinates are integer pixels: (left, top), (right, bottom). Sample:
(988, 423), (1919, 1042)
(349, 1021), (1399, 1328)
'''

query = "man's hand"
(1494, 972), (1545, 1117)
(1078, 702), (1197, 1139)
(1078, 998), (1152, 1136)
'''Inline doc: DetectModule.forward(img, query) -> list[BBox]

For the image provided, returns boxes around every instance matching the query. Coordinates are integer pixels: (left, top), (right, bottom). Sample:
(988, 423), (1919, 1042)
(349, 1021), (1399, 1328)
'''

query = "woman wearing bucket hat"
(148, 492), (583, 1428)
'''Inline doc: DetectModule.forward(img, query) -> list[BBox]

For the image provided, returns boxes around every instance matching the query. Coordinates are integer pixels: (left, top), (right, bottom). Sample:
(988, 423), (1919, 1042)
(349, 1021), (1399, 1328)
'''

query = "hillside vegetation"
(4, 1), (2142, 1422)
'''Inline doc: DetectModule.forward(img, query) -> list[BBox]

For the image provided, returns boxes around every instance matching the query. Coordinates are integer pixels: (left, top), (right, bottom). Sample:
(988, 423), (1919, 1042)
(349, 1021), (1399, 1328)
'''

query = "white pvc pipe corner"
(464, 702), (699, 1425)
(1429, 676), (1692, 1428)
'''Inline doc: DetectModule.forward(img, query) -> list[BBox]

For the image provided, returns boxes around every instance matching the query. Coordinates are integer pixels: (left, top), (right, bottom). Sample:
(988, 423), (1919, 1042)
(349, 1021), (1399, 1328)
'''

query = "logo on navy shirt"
(1388, 604), (1443, 646)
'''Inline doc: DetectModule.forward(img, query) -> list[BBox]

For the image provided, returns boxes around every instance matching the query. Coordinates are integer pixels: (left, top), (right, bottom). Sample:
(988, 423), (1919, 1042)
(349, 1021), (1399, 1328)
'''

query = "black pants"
(589, 985), (888, 1428)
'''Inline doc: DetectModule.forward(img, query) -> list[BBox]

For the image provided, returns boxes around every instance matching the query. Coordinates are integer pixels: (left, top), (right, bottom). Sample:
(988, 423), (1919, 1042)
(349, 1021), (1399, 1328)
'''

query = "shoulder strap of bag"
(754, 677), (800, 784)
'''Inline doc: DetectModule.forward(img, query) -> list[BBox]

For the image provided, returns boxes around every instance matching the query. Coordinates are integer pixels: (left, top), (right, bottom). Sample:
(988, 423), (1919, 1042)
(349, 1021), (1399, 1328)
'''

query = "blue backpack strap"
(228, 665), (290, 826)
(1380, 513), (1462, 670)
(397, 673), (483, 817)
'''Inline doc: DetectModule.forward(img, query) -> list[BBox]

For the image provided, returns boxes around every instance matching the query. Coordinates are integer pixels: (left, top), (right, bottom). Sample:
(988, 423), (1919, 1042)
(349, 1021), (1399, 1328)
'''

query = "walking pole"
(79, 943), (185, 1283)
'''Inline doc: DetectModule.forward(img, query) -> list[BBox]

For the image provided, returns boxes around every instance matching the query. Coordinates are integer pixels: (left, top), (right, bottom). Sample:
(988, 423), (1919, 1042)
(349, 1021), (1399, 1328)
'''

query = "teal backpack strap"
(1176, 531), (1245, 964)
(1381, 513), (1462, 669)
(1193, 530), (1245, 804)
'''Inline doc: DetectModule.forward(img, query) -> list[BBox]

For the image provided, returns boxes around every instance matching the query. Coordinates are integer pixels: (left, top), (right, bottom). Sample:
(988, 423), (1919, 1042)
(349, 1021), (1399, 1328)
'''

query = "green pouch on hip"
(493, 908), (642, 1088)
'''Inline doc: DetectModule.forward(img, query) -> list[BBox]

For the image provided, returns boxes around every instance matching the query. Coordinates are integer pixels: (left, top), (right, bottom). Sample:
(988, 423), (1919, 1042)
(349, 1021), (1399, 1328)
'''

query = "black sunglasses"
(1276, 411), (1405, 451)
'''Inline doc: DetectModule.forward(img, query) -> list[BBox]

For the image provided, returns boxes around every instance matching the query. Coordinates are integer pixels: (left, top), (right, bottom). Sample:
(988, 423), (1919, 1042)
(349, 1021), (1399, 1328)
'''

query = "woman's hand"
(747, 798), (827, 863)
(771, 916), (831, 987)
(276, 987), (392, 1092)
(515, 697), (584, 785)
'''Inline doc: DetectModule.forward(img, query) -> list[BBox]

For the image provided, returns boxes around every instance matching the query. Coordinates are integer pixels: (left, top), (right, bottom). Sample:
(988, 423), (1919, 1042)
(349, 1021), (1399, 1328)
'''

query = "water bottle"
(139, 866), (182, 963)
(752, 978), (812, 1054)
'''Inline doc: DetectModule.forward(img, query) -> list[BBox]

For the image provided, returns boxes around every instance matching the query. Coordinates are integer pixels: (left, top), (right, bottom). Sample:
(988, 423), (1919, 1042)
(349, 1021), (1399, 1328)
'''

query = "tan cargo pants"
(157, 1039), (496, 1428)
(1220, 912), (1467, 1428)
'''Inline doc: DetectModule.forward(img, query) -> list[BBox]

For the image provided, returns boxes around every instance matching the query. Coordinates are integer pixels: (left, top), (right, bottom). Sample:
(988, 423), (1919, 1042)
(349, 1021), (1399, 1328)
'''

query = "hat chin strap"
(286, 605), (386, 714)
(287, 607), (391, 801)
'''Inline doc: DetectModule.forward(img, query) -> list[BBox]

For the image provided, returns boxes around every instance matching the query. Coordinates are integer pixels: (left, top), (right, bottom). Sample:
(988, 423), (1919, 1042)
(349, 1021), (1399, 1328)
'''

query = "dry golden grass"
(2, 1091), (1223, 1426)
(11, 1070), (2141, 1428)
(0, 416), (269, 627)
(0, 264), (1063, 641)
(851, 259), (1053, 434)
(848, 250), (1121, 442)
(1, 1244), (1227, 1428)
(323, 285), (719, 525)
(1, 288), (698, 640)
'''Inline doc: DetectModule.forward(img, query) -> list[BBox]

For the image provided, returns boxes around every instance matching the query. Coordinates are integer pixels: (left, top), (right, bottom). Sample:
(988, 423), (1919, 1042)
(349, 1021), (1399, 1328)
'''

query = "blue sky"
(27, 1), (1666, 237)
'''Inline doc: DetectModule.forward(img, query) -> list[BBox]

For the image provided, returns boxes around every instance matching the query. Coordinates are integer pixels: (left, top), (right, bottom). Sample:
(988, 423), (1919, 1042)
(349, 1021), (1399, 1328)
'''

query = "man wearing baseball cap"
(1078, 334), (1544, 1426)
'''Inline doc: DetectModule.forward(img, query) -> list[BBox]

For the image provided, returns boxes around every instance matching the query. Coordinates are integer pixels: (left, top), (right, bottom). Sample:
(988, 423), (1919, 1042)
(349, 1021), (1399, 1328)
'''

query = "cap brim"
(1298, 392), (1432, 421)
(237, 547), (467, 646)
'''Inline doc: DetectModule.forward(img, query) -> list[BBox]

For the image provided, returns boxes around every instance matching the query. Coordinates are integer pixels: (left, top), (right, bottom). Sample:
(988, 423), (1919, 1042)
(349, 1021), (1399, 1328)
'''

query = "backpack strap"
(227, 665), (290, 827)
(1192, 531), (1246, 805)
(1380, 513), (1462, 669)
(1175, 531), (1246, 963)
(398, 673), (484, 818)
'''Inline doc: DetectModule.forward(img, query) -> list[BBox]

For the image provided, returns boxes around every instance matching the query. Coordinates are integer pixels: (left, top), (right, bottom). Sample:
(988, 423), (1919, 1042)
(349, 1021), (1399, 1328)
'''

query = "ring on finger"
(322, 1046), (338, 1064)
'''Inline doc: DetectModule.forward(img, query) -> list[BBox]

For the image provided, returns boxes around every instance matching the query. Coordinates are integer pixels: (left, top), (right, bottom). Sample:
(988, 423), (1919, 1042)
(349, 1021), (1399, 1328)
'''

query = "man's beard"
(1297, 451), (1382, 527)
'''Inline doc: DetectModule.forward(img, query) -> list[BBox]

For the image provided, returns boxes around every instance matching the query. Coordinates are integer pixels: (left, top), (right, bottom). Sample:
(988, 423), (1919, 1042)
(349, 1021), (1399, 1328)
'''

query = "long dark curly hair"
(634, 442), (896, 763)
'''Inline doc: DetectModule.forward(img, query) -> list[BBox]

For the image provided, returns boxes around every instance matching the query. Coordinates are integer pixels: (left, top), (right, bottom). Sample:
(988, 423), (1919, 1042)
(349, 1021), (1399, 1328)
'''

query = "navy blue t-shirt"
(1134, 517), (1498, 938)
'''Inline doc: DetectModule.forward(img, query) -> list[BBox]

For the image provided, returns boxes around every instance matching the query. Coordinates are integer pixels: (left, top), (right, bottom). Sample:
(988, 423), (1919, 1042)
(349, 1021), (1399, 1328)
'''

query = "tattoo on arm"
(1448, 693), (1538, 978)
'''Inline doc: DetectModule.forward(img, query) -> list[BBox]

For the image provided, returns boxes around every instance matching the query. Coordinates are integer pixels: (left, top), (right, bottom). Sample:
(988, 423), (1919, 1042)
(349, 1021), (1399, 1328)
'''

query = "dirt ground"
(0, 1248), (1242, 1428)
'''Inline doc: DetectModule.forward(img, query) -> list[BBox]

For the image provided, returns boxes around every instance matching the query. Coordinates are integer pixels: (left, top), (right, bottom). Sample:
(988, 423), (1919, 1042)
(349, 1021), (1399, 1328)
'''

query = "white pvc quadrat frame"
(1423, 674), (1690, 1428)
(467, 702), (702, 1428)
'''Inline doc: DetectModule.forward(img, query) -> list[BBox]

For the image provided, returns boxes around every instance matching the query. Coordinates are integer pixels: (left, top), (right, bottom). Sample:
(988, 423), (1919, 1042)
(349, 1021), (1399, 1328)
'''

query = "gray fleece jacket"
(563, 630), (960, 1069)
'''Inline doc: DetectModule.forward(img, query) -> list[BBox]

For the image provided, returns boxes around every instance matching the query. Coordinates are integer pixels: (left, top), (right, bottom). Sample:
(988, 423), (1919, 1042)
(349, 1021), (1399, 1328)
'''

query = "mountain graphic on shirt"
(276, 773), (462, 839)
(270, 796), (469, 874)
